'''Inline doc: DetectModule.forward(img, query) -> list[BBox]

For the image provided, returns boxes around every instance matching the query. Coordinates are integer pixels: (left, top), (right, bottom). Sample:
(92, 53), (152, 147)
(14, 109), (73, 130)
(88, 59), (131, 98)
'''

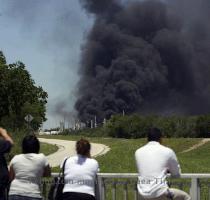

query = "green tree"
(0, 51), (9, 121)
(0, 51), (48, 130)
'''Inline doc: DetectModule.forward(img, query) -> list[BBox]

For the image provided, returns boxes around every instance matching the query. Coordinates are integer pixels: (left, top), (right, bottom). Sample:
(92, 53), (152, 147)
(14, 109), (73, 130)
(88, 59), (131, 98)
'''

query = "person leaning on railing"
(0, 127), (13, 200)
(135, 128), (191, 200)
(8, 135), (51, 200)
(61, 138), (99, 200)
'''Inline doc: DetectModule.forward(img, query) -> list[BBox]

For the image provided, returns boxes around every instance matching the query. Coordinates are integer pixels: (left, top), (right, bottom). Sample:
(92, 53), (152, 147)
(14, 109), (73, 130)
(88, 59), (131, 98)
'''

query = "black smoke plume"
(75, 0), (210, 123)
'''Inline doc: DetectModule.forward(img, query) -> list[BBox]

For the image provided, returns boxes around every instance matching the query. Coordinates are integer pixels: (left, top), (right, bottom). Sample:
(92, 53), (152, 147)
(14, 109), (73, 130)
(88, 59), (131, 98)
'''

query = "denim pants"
(9, 195), (42, 200)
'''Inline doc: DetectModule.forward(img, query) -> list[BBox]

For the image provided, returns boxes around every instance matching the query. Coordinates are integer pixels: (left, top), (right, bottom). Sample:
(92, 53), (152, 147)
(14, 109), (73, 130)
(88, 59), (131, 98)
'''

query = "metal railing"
(41, 173), (210, 200)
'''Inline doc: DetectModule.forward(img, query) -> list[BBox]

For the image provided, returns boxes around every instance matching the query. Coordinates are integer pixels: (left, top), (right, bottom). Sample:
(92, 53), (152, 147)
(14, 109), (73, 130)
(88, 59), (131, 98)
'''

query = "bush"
(195, 115), (210, 138)
(105, 114), (210, 138)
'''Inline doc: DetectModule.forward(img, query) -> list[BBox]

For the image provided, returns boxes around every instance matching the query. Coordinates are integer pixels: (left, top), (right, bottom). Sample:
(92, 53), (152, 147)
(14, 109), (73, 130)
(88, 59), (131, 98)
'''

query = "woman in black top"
(0, 128), (13, 200)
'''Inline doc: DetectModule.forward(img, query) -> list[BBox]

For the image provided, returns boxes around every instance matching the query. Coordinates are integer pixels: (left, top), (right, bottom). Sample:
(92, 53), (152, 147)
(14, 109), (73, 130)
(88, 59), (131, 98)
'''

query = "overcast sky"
(0, 0), (93, 129)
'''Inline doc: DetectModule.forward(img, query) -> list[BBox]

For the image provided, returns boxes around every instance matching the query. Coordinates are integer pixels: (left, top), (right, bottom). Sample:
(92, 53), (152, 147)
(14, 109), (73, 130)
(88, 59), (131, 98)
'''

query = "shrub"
(105, 114), (210, 138)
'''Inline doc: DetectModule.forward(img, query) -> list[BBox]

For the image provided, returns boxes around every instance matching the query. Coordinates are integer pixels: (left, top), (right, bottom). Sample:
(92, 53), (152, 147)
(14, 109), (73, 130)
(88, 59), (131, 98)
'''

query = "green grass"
(40, 143), (58, 156)
(179, 142), (210, 173)
(39, 135), (205, 173)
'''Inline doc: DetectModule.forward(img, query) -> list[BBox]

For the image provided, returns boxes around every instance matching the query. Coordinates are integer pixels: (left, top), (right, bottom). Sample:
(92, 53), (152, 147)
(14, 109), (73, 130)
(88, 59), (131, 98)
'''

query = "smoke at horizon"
(75, 0), (210, 122)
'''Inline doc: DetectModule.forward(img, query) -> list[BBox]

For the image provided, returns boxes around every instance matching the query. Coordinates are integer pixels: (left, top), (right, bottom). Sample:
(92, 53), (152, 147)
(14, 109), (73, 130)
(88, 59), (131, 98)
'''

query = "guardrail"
(42, 173), (210, 200)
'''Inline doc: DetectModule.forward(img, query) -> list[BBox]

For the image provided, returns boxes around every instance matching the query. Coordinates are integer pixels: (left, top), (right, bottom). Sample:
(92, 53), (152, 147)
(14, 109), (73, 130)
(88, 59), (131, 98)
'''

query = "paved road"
(181, 138), (210, 153)
(38, 138), (110, 167)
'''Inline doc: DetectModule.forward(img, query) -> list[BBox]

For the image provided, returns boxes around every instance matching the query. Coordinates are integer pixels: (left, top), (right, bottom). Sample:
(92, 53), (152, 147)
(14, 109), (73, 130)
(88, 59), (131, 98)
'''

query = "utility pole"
(90, 120), (93, 129)
(103, 118), (106, 126)
(94, 116), (97, 128)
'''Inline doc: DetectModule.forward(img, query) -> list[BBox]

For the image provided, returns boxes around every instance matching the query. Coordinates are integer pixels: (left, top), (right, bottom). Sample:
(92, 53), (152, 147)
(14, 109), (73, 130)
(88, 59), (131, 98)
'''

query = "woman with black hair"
(8, 135), (51, 200)
(62, 138), (99, 200)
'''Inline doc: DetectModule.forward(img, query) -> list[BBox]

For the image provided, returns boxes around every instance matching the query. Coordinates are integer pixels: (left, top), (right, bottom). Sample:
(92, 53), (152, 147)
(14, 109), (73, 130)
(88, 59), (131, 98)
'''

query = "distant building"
(51, 130), (59, 135)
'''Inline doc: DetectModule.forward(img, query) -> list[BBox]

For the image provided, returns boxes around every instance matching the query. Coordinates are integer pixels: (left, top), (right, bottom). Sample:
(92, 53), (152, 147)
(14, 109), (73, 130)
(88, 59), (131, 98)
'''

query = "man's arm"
(0, 127), (14, 145)
(168, 150), (181, 178)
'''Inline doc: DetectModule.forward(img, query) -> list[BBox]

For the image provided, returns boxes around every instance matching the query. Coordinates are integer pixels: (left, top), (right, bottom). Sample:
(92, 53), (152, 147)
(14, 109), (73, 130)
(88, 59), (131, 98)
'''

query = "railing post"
(134, 184), (139, 200)
(123, 183), (128, 200)
(190, 178), (200, 200)
(112, 182), (117, 200)
(97, 176), (105, 200)
(208, 186), (210, 200)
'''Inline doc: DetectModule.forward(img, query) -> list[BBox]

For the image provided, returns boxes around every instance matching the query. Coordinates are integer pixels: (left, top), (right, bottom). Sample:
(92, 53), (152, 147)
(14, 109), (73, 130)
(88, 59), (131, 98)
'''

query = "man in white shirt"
(135, 128), (191, 200)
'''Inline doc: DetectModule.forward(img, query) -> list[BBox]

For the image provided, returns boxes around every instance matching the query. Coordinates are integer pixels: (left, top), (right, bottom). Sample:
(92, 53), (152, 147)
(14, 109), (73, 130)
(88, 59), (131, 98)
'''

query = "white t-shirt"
(9, 153), (49, 198)
(61, 155), (99, 196)
(135, 141), (181, 198)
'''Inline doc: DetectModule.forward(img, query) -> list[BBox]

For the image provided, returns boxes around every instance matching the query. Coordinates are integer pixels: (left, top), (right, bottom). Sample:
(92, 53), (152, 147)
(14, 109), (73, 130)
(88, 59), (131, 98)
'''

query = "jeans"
(9, 195), (42, 200)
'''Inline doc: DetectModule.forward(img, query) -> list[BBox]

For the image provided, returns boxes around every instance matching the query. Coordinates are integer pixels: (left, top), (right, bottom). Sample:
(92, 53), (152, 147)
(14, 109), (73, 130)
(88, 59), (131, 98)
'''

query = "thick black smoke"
(75, 0), (210, 122)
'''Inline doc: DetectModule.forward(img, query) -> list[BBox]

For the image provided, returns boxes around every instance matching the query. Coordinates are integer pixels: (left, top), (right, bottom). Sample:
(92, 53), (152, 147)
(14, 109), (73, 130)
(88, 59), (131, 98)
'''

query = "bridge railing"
(41, 173), (210, 200)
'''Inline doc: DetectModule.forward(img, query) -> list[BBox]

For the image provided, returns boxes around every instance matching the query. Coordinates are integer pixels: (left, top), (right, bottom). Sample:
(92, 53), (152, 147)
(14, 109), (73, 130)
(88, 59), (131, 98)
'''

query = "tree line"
(0, 51), (47, 131)
(105, 114), (210, 138)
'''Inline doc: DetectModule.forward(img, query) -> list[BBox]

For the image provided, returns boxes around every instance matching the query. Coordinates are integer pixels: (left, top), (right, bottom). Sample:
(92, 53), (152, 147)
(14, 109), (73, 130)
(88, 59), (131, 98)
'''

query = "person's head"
(76, 138), (91, 157)
(22, 135), (40, 154)
(147, 127), (162, 143)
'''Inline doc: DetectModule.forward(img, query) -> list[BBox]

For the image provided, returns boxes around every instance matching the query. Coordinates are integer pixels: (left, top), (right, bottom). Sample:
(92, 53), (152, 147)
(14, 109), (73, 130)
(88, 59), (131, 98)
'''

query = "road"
(181, 138), (210, 153)
(38, 138), (110, 167)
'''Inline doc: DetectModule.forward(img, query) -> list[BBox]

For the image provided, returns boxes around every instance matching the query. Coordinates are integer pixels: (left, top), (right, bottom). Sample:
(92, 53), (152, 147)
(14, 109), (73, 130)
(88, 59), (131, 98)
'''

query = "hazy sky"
(0, 0), (93, 128)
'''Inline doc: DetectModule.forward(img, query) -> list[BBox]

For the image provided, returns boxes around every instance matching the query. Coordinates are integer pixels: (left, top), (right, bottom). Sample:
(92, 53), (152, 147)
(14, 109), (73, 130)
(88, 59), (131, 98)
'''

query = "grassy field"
(38, 135), (210, 199)
(39, 142), (58, 156)
(38, 135), (210, 173)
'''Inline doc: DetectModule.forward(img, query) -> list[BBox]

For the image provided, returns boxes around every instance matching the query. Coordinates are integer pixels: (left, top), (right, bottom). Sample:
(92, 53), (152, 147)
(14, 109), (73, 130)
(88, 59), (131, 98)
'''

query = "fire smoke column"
(75, 0), (210, 123)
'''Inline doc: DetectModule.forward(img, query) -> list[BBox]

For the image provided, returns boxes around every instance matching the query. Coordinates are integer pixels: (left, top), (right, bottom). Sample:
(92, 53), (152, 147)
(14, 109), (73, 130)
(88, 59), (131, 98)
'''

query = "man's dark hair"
(22, 135), (40, 154)
(147, 128), (162, 142)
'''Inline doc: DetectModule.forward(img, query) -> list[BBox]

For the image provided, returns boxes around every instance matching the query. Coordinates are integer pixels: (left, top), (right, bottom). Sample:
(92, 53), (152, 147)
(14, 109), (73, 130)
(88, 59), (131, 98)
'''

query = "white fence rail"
(43, 173), (210, 200)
